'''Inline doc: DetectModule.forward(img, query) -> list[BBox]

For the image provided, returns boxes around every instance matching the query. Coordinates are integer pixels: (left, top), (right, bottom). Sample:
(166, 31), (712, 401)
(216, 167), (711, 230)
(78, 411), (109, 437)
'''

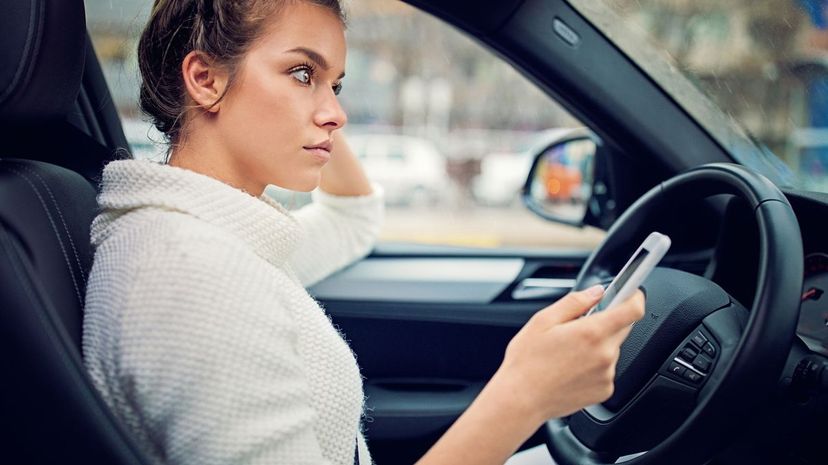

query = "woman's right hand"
(416, 286), (645, 465)
(494, 285), (646, 425)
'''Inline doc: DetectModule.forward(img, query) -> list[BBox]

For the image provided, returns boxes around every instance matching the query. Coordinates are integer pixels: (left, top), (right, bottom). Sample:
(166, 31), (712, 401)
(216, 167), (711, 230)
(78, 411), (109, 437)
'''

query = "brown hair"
(137, 0), (345, 149)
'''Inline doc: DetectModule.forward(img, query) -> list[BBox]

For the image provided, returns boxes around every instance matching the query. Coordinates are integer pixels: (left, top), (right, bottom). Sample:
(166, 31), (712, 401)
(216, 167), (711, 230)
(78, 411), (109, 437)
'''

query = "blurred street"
(381, 206), (605, 249)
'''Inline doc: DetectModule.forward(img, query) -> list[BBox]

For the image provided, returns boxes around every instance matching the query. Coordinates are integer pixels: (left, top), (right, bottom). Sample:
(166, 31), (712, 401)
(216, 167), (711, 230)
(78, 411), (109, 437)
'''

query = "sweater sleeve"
(289, 183), (384, 287)
(118, 231), (331, 465)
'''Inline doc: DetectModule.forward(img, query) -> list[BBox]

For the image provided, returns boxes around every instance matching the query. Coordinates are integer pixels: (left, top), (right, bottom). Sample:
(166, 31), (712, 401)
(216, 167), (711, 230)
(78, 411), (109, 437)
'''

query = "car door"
(313, 243), (587, 463)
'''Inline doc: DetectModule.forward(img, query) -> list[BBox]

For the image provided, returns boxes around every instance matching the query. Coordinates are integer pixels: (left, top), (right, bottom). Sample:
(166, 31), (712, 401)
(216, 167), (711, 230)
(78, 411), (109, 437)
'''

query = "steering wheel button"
(691, 332), (707, 348)
(702, 342), (716, 357)
(682, 369), (702, 384)
(680, 347), (698, 361)
(668, 361), (686, 377)
(692, 356), (712, 373)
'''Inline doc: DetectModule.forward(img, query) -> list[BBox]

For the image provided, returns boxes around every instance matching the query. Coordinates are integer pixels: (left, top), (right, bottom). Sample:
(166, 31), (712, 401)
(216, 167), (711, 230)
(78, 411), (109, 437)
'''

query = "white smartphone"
(587, 231), (671, 315)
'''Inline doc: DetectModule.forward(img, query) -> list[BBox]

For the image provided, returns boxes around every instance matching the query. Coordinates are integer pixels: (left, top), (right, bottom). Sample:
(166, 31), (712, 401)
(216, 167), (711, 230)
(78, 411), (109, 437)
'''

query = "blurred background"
(84, 0), (828, 248)
(602, 0), (828, 192)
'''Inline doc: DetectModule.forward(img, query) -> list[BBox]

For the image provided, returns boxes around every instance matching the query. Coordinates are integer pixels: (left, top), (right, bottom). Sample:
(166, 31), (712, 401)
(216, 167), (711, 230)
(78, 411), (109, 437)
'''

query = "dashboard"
(800, 252), (828, 356)
(788, 192), (828, 358)
(684, 190), (828, 361)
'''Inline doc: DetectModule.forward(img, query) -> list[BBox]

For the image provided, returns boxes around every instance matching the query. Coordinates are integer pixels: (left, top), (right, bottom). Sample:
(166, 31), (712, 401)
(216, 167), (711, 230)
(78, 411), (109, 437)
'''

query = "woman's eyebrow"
(286, 47), (345, 79)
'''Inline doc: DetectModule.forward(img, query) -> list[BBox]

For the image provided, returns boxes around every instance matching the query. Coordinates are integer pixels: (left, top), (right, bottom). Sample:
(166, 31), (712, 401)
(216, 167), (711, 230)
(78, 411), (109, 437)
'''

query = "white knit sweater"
(83, 160), (384, 465)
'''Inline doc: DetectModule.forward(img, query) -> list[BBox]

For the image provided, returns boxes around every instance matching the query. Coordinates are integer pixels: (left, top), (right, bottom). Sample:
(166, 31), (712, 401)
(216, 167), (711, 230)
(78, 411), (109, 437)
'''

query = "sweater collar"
(93, 159), (301, 266)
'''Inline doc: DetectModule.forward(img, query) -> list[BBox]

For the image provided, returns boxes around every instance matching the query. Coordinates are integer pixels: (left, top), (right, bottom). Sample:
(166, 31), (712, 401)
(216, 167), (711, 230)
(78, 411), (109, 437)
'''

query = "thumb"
(537, 285), (604, 326)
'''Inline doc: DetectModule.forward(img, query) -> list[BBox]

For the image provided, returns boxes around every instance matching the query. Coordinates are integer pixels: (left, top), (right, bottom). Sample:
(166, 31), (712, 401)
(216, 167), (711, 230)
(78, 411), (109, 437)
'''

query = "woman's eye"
(290, 68), (312, 85)
(333, 82), (343, 96)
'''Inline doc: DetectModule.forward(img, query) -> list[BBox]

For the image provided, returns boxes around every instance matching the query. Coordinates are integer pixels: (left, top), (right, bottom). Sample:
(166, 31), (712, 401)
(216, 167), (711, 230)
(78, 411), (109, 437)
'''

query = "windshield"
(578, 0), (828, 193)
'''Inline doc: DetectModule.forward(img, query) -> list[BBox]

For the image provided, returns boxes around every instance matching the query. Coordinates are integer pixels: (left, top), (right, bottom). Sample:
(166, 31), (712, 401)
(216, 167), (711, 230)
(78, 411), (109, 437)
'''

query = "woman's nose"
(314, 89), (347, 130)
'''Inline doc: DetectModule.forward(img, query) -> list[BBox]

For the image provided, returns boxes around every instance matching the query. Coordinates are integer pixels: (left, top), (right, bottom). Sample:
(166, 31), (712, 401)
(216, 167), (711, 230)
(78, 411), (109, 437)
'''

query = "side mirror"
(522, 130), (599, 226)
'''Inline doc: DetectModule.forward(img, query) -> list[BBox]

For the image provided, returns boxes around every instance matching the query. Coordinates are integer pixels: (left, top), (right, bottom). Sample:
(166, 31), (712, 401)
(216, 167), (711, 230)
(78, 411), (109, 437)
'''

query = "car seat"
(0, 1), (155, 463)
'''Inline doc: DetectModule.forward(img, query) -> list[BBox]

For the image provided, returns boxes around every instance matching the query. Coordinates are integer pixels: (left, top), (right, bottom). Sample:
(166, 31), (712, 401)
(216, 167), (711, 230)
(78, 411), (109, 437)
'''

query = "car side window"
(87, 0), (605, 250)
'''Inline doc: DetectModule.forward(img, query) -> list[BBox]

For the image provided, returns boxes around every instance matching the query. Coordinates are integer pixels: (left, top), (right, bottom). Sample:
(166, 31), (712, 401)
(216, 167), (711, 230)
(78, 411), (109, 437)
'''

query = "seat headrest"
(0, 0), (86, 122)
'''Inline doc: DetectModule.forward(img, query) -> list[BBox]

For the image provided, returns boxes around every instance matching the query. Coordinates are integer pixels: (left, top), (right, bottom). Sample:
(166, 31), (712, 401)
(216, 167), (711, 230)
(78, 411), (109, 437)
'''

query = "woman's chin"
(294, 175), (322, 193)
(269, 174), (321, 193)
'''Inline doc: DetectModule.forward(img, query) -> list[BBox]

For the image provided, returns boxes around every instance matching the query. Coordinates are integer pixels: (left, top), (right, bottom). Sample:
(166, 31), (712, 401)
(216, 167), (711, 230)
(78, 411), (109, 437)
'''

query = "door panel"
(313, 245), (591, 463)
(310, 257), (525, 303)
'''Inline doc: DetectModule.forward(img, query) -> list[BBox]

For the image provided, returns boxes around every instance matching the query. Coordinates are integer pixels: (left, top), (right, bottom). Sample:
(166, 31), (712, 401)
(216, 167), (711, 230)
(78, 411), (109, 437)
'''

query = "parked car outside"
(346, 133), (450, 206)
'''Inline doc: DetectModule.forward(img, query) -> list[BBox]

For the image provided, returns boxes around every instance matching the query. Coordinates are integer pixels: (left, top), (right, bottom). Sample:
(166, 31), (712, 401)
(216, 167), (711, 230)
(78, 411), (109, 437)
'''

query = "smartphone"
(587, 232), (671, 315)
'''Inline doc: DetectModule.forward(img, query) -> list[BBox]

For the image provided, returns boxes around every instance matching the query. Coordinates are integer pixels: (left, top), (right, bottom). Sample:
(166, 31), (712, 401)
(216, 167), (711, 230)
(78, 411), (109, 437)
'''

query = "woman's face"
(214, 2), (347, 193)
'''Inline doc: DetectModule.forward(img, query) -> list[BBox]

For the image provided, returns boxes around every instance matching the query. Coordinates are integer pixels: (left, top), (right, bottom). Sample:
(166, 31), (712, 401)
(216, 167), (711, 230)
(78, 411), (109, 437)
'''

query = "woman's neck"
(168, 130), (264, 197)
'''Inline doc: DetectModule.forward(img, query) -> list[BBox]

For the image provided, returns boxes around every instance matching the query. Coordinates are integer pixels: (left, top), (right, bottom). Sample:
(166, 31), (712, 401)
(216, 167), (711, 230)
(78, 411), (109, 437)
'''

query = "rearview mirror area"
(523, 133), (598, 226)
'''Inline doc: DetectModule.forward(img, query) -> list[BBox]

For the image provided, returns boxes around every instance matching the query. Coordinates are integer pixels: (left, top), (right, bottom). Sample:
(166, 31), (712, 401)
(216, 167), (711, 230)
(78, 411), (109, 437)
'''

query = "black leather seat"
(0, 1), (154, 463)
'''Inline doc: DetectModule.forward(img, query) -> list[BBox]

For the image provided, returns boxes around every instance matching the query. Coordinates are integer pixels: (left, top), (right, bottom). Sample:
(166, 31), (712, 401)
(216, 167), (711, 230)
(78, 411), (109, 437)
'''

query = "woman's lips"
(304, 139), (333, 163)
(305, 146), (331, 163)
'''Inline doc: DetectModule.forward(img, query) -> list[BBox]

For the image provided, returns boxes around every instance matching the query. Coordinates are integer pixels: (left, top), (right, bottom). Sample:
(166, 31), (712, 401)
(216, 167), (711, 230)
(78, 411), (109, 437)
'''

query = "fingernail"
(586, 284), (604, 298)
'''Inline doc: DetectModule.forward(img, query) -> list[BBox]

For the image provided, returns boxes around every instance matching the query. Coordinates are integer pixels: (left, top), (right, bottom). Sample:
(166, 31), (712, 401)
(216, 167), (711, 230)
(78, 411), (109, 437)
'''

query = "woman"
(82, 1), (645, 464)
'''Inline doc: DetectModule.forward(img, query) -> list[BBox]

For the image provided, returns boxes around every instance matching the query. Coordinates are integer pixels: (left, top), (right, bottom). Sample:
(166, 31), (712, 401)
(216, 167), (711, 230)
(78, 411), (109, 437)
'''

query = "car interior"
(1, 1), (826, 465)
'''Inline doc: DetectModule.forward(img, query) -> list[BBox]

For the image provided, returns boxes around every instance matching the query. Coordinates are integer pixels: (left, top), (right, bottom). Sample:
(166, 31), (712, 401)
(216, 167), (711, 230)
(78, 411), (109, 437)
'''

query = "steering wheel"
(545, 163), (803, 465)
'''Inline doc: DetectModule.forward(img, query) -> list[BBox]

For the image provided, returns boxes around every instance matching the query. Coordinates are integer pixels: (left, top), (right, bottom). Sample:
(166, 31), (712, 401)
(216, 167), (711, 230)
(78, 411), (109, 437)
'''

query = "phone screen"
(593, 249), (650, 312)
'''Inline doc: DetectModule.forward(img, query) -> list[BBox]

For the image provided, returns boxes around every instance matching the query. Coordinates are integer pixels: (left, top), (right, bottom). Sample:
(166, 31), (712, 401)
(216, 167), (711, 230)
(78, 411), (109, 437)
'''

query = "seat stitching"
(1, 164), (83, 307)
(0, 226), (79, 358)
(19, 164), (88, 288)
(0, 225), (131, 452)
(1, 225), (63, 338)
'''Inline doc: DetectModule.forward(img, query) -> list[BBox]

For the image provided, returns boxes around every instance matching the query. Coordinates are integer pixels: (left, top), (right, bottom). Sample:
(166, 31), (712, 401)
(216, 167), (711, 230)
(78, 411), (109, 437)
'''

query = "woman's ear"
(181, 51), (229, 113)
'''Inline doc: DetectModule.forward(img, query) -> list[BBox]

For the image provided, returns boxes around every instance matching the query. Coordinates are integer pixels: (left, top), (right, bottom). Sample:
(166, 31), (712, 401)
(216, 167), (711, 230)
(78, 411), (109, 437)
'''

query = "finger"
(590, 290), (646, 335)
(607, 321), (635, 347)
(536, 285), (605, 326)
